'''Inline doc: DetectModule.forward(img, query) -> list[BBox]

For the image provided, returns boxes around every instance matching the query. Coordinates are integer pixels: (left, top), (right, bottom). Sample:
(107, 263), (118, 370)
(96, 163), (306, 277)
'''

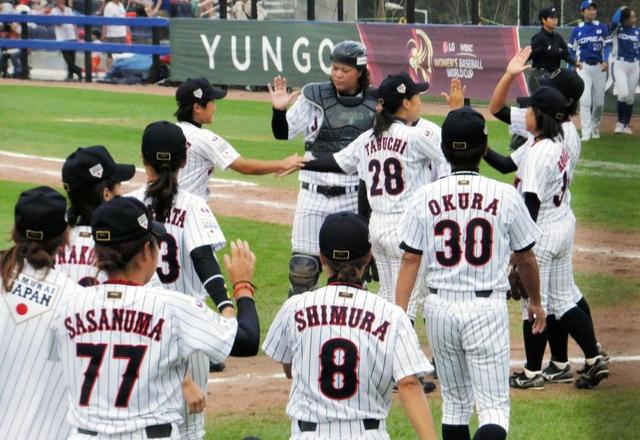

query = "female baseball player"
(50, 196), (260, 439)
(487, 49), (608, 387)
(303, 72), (447, 323)
(268, 40), (378, 297)
(58, 145), (136, 286)
(263, 211), (437, 440)
(568, 0), (612, 141)
(397, 107), (544, 440)
(486, 83), (609, 390)
(611, 6), (639, 134)
(0, 186), (75, 439)
(173, 77), (305, 201)
(129, 120), (258, 440)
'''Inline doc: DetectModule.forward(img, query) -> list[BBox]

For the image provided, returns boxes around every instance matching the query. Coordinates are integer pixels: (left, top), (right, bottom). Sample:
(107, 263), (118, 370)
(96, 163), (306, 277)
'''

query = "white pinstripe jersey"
(177, 121), (241, 200)
(128, 188), (226, 299)
(263, 285), (430, 423)
(510, 108), (580, 208)
(0, 263), (77, 440)
(334, 120), (445, 214)
(49, 283), (237, 435)
(400, 172), (540, 292)
(415, 117), (451, 181)
(286, 93), (362, 188)
(57, 225), (105, 287)
(514, 138), (572, 225)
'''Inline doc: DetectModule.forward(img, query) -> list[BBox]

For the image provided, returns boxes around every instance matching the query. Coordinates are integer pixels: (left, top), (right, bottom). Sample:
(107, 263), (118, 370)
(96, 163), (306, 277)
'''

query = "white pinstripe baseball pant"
(290, 419), (390, 440)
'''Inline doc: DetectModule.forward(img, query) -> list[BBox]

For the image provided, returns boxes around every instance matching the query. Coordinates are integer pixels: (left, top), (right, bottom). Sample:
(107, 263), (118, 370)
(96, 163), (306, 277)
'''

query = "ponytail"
(533, 107), (564, 141)
(144, 161), (180, 222)
(324, 254), (369, 284)
(373, 109), (396, 141)
(1, 229), (66, 292)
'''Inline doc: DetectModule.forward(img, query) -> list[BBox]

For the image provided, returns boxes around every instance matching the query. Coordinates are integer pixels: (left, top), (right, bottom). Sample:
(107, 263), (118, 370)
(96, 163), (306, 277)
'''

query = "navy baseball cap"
(319, 212), (371, 262)
(176, 77), (227, 107)
(91, 197), (165, 245)
(62, 146), (135, 192)
(441, 107), (488, 153)
(15, 186), (67, 241)
(580, 0), (596, 10)
(539, 6), (557, 20)
(377, 72), (429, 110)
(538, 68), (585, 104)
(517, 86), (568, 121)
(141, 121), (187, 167)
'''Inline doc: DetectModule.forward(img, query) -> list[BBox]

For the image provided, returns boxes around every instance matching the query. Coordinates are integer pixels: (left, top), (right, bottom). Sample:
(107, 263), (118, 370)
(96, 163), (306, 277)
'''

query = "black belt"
(298, 419), (380, 432)
(429, 287), (492, 298)
(301, 182), (359, 198)
(78, 424), (172, 438)
(583, 60), (601, 66)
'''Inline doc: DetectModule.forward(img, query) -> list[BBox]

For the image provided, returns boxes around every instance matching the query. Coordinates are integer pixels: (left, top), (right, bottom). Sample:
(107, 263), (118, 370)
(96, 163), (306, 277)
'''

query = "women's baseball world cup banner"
(170, 20), (528, 100)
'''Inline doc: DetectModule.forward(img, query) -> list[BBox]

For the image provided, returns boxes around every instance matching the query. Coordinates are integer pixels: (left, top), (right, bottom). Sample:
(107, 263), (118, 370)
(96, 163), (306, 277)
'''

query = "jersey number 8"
(319, 338), (359, 400)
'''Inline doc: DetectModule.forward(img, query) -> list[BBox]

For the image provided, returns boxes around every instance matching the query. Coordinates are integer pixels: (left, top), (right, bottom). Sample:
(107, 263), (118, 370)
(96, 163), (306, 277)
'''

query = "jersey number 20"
(319, 338), (359, 400)
(76, 343), (148, 408)
(435, 218), (492, 266)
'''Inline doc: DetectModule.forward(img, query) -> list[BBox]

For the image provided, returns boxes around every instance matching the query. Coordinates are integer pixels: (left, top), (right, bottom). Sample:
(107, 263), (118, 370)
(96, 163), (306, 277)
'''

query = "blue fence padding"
(0, 39), (169, 55)
(0, 14), (169, 27)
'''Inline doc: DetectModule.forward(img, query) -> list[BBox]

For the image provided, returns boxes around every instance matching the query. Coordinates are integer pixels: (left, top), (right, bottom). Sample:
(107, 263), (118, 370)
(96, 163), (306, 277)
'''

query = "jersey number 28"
(319, 338), (359, 400)
(76, 343), (148, 408)
(369, 158), (404, 196)
(435, 218), (492, 266)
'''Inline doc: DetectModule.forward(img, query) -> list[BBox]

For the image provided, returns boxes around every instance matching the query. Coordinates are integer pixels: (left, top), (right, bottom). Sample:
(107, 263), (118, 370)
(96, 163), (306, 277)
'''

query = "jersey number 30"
(76, 343), (148, 408)
(319, 338), (359, 400)
(435, 218), (493, 266)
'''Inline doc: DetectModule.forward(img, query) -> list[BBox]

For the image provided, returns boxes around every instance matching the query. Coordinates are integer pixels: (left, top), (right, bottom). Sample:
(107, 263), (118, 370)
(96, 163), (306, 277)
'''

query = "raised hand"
(440, 77), (466, 110)
(267, 75), (300, 110)
(276, 154), (307, 177)
(506, 46), (532, 76)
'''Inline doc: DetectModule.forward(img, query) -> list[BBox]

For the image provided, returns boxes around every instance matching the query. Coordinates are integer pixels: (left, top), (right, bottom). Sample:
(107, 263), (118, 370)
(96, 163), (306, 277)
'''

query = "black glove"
(363, 258), (379, 283)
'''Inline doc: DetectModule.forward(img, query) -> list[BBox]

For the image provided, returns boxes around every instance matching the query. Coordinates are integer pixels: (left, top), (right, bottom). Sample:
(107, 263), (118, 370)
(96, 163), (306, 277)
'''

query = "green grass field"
(1, 84), (639, 439)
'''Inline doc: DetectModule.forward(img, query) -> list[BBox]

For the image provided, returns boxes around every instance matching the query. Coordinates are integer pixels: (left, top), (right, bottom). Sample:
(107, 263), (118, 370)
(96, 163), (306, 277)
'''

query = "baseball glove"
(507, 267), (529, 300)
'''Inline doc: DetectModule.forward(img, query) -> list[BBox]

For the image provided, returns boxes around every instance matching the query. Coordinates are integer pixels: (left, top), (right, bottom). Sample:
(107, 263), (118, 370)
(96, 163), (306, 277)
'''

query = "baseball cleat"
(597, 342), (610, 363)
(542, 362), (573, 383)
(509, 371), (545, 390)
(591, 127), (601, 139)
(614, 123), (624, 134)
(581, 131), (591, 142)
(209, 362), (226, 373)
(575, 358), (609, 389)
(623, 126), (633, 135)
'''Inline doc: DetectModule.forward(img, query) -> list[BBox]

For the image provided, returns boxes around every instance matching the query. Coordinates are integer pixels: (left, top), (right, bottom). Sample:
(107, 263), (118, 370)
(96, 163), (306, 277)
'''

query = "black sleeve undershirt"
(230, 297), (260, 357)
(514, 242), (536, 253)
(523, 192), (541, 223)
(272, 108), (289, 140)
(303, 154), (344, 173)
(190, 245), (232, 312)
(399, 241), (423, 255)
(492, 105), (512, 125)
(357, 179), (372, 223)
(483, 148), (518, 174)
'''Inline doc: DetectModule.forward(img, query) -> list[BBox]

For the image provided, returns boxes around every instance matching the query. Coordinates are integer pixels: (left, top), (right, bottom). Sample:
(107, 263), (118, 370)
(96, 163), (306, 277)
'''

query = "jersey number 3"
(435, 218), (493, 267)
(319, 338), (359, 400)
(77, 343), (148, 408)
(156, 233), (180, 284)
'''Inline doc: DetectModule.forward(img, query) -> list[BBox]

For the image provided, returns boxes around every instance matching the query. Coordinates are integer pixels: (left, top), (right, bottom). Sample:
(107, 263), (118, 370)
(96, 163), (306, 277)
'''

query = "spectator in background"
(231, 0), (265, 20)
(0, 1), (23, 78)
(610, 6), (639, 134)
(50, 0), (83, 81)
(102, 0), (127, 69)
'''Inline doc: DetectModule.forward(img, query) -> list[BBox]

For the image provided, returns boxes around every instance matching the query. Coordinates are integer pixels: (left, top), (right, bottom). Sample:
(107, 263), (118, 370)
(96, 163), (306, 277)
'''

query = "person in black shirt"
(529, 6), (581, 92)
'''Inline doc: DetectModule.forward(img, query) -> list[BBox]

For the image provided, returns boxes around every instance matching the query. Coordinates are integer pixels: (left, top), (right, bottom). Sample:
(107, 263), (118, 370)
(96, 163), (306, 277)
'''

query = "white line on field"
(574, 245), (640, 260)
(207, 355), (640, 384)
(0, 150), (256, 187)
(208, 193), (297, 210)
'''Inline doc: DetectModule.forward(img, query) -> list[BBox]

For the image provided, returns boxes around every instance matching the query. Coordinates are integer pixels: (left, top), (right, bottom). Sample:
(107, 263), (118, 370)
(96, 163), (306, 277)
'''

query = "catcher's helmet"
(331, 40), (367, 69)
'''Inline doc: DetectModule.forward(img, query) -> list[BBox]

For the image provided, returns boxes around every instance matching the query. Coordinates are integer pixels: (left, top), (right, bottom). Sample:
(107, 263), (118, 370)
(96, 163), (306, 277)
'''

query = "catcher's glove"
(507, 267), (529, 300)
(363, 258), (379, 283)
